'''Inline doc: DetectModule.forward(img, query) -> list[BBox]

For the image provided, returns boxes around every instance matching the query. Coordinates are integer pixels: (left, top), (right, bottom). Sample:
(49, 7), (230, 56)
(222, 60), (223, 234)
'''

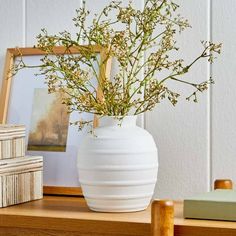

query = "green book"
(184, 190), (236, 221)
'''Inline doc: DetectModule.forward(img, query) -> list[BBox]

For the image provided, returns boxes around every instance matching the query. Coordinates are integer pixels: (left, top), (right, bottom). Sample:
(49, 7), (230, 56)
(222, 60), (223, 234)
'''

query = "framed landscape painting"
(28, 89), (70, 152)
(0, 46), (111, 196)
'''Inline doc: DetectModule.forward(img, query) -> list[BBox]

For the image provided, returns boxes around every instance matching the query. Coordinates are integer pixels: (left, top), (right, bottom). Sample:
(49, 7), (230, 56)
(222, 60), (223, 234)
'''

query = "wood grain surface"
(0, 196), (236, 235)
(43, 186), (83, 196)
(151, 200), (174, 236)
(214, 179), (233, 190)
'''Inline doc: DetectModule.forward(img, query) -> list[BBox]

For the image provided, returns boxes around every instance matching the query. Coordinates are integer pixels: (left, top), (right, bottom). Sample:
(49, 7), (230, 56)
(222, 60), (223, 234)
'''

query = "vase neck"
(99, 116), (137, 128)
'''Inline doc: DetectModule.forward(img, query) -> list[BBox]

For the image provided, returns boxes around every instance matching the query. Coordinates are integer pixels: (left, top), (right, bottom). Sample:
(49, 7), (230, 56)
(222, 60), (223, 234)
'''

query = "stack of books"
(0, 125), (43, 207)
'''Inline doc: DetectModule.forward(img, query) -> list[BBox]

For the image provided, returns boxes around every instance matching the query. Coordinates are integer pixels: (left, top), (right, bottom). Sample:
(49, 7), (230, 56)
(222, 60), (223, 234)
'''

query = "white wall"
(0, 0), (234, 199)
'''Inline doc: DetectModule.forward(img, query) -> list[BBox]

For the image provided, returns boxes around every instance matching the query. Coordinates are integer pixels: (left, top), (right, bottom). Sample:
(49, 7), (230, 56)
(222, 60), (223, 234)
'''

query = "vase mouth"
(98, 115), (137, 128)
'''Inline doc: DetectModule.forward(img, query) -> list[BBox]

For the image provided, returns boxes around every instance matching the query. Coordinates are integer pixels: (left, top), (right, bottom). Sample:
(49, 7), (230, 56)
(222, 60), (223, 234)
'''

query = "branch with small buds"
(12, 0), (222, 130)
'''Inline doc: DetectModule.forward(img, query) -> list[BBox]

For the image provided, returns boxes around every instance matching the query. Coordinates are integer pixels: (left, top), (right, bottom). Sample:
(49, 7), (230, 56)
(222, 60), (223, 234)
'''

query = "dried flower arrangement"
(13, 0), (221, 129)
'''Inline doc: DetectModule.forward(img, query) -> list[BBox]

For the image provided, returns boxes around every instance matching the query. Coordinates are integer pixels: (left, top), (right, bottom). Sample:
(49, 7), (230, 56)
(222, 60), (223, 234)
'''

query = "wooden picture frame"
(0, 46), (111, 196)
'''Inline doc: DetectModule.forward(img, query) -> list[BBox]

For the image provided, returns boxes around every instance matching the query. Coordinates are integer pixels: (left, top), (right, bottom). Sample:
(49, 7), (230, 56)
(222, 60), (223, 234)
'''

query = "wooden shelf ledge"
(0, 196), (236, 236)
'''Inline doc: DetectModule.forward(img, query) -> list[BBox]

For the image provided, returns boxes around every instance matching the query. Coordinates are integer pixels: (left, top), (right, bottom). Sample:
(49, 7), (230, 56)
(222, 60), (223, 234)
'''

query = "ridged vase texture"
(77, 116), (158, 212)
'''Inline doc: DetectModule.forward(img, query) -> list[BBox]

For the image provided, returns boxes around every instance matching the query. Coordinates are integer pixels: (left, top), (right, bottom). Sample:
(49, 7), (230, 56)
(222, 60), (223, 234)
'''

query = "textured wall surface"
(0, 0), (233, 199)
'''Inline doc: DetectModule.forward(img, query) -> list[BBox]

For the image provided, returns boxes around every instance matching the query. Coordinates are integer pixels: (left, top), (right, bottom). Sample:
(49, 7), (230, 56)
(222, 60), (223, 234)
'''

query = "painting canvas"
(28, 88), (70, 152)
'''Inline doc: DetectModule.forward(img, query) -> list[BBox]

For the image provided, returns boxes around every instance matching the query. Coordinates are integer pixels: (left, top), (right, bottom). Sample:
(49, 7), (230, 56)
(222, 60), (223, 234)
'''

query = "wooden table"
(0, 196), (236, 236)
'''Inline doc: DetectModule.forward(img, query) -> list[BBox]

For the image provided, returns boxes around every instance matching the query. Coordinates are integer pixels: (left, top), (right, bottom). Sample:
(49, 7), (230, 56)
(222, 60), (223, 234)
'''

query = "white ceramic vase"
(77, 116), (158, 212)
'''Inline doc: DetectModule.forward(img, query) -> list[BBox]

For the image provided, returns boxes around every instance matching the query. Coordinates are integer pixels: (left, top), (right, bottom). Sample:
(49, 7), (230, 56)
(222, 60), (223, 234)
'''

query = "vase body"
(77, 116), (158, 212)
